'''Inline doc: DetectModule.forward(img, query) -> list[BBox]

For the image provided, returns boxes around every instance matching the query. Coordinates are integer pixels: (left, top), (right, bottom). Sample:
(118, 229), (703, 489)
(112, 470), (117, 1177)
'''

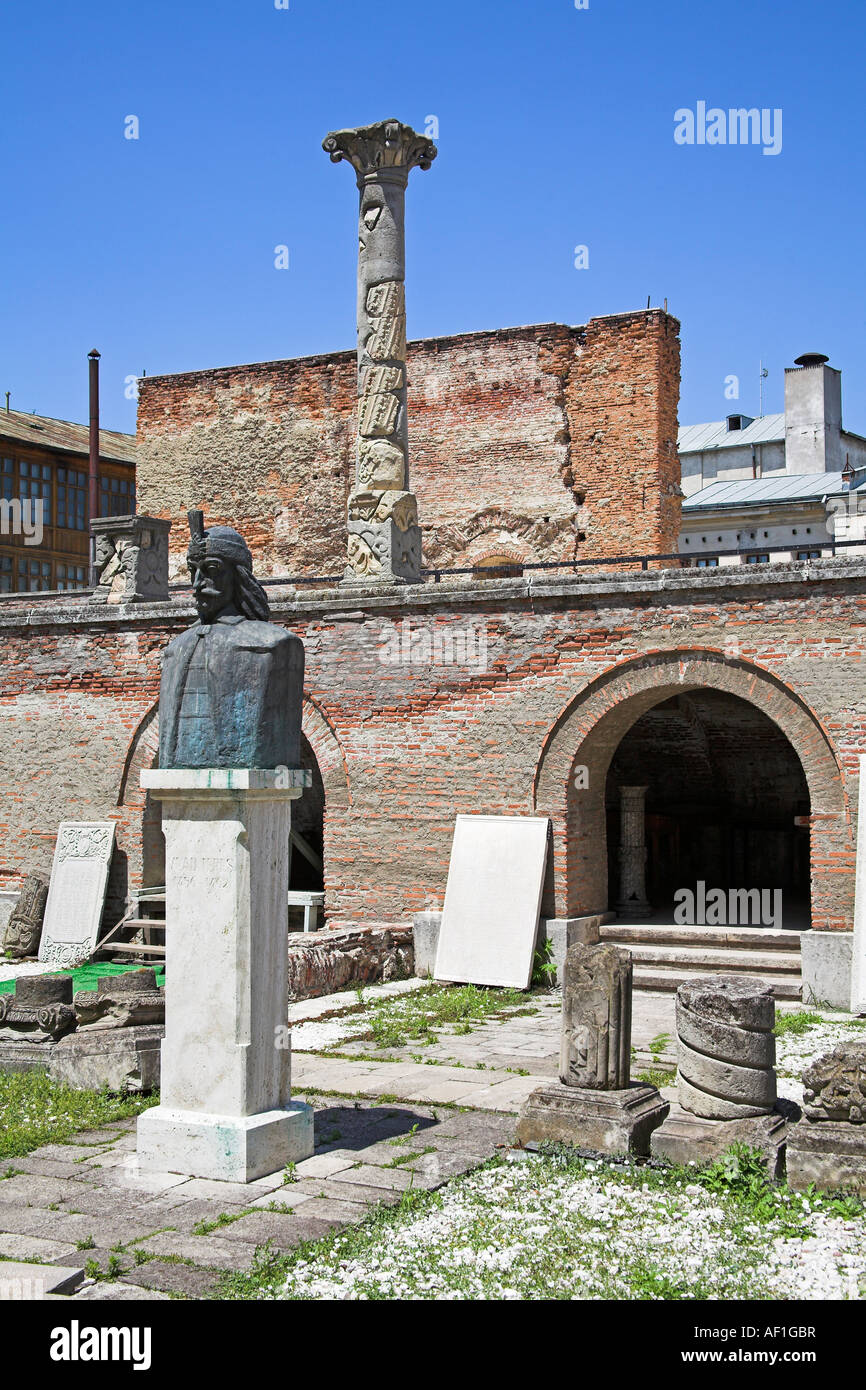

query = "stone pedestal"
(517, 941), (667, 1156)
(136, 769), (314, 1182)
(616, 785), (651, 918)
(651, 1102), (787, 1179)
(516, 1082), (669, 1157)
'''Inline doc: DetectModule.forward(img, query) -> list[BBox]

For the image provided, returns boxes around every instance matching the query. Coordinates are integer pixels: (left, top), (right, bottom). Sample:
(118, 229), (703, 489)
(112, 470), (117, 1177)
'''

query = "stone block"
(516, 1081), (669, 1157)
(801, 930), (853, 1010)
(650, 1102), (787, 1179)
(412, 912), (442, 978)
(537, 915), (603, 986)
(786, 1118), (866, 1194)
(49, 1025), (163, 1093)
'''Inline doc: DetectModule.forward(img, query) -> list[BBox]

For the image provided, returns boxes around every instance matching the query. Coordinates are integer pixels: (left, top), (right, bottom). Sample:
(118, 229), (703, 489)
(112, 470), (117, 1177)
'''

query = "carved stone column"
(323, 119), (436, 583)
(616, 785), (651, 918)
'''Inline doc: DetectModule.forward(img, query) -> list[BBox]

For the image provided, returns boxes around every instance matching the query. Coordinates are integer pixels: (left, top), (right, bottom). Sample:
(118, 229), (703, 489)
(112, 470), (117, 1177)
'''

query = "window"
(17, 557), (51, 592)
(746, 553), (770, 564)
(57, 466), (87, 530)
(56, 562), (87, 591)
(796, 549), (821, 560)
(0, 555), (12, 592)
(99, 473), (135, 518)
(1, 459), (13, 501)
(696, 557), (719, 568)
(18, 458), (52, 526)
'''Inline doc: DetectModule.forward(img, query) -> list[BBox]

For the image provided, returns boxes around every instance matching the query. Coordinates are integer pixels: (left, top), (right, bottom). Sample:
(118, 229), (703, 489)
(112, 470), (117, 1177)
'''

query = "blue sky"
(2, 0), (864, 436)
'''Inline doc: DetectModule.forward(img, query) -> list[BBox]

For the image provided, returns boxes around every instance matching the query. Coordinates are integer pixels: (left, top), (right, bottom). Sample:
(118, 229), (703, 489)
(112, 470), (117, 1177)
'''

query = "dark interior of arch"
(605, 689), (811, 922)
(290, 733), (325, 892)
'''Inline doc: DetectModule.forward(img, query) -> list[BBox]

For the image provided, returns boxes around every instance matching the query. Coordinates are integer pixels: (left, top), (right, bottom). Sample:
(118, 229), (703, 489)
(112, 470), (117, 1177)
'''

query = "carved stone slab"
(434, 815), (549, 989)
(39, 822), (116, 968)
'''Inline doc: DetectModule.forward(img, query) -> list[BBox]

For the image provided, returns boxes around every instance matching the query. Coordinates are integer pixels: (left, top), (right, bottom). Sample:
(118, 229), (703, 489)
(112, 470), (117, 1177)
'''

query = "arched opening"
(604, 690), (811, 927)
(534, 651), (853, 933)
(290, 733), (325, 892)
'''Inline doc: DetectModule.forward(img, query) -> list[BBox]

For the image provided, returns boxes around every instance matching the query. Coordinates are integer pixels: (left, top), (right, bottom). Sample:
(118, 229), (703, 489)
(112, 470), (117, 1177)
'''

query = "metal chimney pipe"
(87, 350), (100, 585)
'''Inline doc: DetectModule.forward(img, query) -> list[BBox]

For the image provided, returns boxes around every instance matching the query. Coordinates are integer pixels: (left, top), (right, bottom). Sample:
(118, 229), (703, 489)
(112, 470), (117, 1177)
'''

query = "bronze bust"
(158, 511), (304, 770)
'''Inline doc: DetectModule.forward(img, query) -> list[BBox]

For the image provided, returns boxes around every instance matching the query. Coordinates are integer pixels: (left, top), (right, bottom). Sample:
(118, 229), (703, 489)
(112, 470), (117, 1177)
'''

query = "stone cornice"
(2, 556), (866, 633)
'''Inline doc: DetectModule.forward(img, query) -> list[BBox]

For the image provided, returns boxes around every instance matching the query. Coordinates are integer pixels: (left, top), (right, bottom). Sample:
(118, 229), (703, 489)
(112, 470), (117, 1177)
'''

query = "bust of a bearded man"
(158, 510), (304, 770)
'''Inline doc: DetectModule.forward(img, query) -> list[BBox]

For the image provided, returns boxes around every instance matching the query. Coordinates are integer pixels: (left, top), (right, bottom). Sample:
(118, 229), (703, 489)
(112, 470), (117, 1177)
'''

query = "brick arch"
(533, 649), (853, 929)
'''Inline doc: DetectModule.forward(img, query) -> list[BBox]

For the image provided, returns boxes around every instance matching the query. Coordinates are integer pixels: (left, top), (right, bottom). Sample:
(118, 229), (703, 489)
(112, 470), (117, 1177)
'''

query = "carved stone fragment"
(0, 873), (48, 959)
(560, 943), (632, 1090)
(802, 1042), (866, 1122)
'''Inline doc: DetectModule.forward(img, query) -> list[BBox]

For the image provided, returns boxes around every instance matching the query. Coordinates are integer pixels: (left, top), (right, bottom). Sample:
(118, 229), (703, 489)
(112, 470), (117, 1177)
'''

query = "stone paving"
(0, 982), (805, 1300)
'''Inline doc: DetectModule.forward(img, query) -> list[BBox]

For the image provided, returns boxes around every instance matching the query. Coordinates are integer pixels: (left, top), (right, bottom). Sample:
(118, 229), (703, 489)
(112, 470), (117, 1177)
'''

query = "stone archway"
(533, 650), (852, 931)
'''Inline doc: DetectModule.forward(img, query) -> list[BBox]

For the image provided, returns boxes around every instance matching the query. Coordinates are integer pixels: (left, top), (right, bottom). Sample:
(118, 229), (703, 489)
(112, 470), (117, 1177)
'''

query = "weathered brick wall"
(135, 312), (680, 580)
(0, 559), (863, 937)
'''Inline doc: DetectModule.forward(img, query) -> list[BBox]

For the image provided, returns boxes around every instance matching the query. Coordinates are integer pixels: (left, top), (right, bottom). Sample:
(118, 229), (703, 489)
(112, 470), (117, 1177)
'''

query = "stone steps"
(601, 923), (801, 951)
(600, 922), (803, 1000)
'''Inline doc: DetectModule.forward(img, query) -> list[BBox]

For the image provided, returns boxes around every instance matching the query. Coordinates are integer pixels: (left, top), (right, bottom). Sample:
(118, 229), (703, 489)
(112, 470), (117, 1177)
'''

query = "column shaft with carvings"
(323, 119), (436, 583)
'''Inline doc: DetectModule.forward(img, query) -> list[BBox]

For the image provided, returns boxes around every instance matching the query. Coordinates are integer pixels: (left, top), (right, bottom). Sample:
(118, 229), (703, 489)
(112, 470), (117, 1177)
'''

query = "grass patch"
(0, 1070), (157, 1160)
(356, 984), (529, 1051)
(774, 1010), (824, 1037)
(635, 1068), (674, 1089)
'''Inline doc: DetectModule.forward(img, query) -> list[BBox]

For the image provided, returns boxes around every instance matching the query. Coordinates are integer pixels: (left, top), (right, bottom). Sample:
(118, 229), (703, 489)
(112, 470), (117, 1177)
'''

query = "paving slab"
(213, 1210), (340, 1249)
(75, 1280), (172, 1301)
(248, 1189), (314, 1211)
(328, 1163), (414, 1192)
(134, 1231), (262, 1272)
(292, 1176), (402, 1206)
(119, 1263), (223, 1297)
(294, 1153), (358, 1178)
(0, 1232), (80, 1262)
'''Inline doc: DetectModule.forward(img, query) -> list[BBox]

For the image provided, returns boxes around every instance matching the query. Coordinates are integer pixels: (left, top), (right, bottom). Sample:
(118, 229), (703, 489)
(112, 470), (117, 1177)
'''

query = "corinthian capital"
(322, 119), (437, 179)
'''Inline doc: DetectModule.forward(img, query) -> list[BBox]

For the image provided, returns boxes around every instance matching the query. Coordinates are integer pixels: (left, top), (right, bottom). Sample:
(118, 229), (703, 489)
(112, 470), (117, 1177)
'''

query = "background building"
(0, 408), (136, 593)
(678, 353), (866, 565)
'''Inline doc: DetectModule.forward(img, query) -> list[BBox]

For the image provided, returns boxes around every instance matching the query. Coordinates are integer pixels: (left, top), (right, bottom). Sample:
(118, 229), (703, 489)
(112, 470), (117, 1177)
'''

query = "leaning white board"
(434, 815), (550, 989)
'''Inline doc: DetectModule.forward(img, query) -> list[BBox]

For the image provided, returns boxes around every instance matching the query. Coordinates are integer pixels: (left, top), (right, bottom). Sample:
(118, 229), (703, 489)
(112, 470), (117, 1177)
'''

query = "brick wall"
(0, 559), (863, 936)
(135, 311), (681, 580)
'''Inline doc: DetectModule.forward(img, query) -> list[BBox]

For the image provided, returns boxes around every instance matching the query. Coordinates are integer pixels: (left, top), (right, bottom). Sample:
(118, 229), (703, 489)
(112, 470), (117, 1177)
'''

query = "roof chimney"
(784, 352), (842, 474)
